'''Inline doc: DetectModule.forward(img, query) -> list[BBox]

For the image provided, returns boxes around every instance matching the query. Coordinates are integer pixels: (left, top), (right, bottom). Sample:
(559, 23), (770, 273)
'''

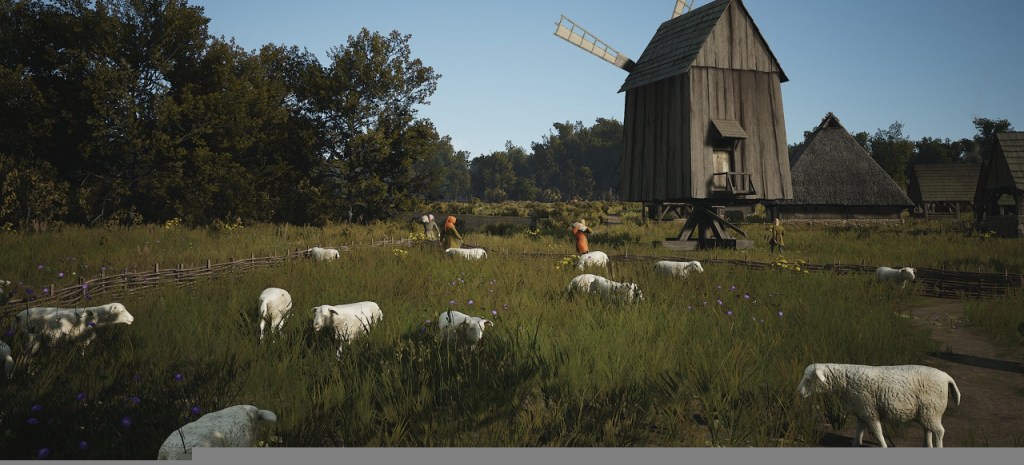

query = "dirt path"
(819, 297), (1024, 447)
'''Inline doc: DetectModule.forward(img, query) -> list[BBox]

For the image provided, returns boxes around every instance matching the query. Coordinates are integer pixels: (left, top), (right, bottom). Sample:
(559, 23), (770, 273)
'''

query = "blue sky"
(189, 0), (1024, 158)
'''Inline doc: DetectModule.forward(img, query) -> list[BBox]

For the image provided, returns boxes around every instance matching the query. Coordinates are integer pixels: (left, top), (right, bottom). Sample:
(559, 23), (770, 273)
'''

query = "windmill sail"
(671, 0), (693, 19)
(553, 15), (634, 72)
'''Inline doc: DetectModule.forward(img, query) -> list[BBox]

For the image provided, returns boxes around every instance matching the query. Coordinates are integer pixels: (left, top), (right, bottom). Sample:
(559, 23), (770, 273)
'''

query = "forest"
(0, 0), (1014, 230)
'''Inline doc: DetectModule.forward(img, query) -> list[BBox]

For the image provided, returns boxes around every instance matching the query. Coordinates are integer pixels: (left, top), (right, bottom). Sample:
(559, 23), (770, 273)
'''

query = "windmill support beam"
(660, 204), (753, 250)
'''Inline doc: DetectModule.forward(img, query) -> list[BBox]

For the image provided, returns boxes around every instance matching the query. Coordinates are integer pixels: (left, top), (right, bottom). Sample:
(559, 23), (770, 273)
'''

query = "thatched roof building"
(975, 132), (1024, 237)
(907, 164), (981, 220)
(772, 112), (913, 221)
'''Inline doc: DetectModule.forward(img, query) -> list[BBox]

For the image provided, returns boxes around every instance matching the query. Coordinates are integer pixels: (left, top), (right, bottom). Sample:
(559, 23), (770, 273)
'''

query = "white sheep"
(654, 260), (704, 277)
(575, 251), (610, 270)
(311, 301), (383, 357)
(876, 266), (916, 288)
(797, 363), (961, 447)
(15, 303), (134, 355)
(157, 405), (278, 460)
(567, 273), (644, 304)
(257, 288), (293, 341)
(1, 340), (13, 379)
(445, 247), (487, 260)
(437, 309), (493, 345)
(305, 246), (341, 261)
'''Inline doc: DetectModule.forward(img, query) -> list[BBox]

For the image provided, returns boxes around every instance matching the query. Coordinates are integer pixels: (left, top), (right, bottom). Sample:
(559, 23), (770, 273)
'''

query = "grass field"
(1, 209), (1022, 458)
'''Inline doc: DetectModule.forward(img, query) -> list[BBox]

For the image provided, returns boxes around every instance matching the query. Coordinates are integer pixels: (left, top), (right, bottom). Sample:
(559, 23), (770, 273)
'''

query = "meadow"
(1, 205), (1022, 458)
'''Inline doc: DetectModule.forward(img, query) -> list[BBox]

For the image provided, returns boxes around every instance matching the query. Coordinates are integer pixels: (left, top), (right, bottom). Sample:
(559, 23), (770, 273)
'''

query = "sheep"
(797, 363), (961, 447)
(311, 301), (383, 358)
(305, 246), (341, 261)
(1, 340), (12, 379)
(15, 303), (134, 355)
(157, 405), (278, 460)
(567, 273), (644, 304)
(437, 309), (493, 346)
(654, 260), (704, 278)
(445, 247), (488, 260)
(876, 266), (917, 288)
(257, 288), (293, 341)
(575, 251), (610, 271)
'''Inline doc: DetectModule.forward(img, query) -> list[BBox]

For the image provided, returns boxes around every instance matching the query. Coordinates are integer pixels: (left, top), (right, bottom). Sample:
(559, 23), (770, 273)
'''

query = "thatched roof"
(997, 132), (1024, 189)
(618, 0), (787, 93)
(783, 112), (914, 207)
(908, 164), (981, 203)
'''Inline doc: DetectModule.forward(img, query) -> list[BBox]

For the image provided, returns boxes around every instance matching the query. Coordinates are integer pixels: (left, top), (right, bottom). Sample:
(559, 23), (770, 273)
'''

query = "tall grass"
(0, 232), (943, 457)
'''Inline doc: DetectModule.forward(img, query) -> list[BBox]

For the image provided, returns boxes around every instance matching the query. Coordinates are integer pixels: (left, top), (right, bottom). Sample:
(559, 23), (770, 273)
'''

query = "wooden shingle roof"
(909, 164), (981, 203)
(783, 112), (914, 207)
(618, 0), (787, 93)
(997, 132), (1024, 189)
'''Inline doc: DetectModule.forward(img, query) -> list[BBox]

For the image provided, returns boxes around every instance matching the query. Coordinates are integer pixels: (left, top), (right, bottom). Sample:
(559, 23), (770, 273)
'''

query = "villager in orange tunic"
(571, 219), (591, 255)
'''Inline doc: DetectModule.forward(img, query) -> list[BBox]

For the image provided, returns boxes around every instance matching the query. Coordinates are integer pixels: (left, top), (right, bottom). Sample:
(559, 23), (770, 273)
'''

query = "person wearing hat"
(421, 213), (440, 241)
(442, 215), (463, 249)
(571, 219), (592, 255)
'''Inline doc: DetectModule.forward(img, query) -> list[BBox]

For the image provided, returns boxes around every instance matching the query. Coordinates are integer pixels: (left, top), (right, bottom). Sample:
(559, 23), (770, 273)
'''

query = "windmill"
(553, 0), (793, 250)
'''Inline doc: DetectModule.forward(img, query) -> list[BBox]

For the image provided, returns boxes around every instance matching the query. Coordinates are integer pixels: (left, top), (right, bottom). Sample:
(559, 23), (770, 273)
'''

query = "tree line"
(0, 1), (1013, 230)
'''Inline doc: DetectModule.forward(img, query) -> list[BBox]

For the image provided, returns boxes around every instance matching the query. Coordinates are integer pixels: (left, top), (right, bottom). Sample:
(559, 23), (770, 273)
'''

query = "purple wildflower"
(729, 285), (736, 291)
(717, 299), (723, 305)
(121, 416), (132, 427)
(128, 396), (141, 405)
(58, 272), (64, 278)
(82, 283), (89, 289)
(24, 288), (33, 295)
(467, 300), (474, 305)
(43, 287), (49, 294)
(76, 392), (87, 401)
(79, 441), (89, 450)
(37, 448), (51, 458)
(87, 321), (96, 327)
(27, 418), (39, 425)
(38, 264), (44, 270)
(173, 372), (183, 382)
(31, 404), (42, 412)
(3, 328), (13, 338)
(778, 311), (784, 317)
(448, 300), (456, 305)
(190, 405), (201, 415)
(743, 293), (750, 299)
(491, 310), (498, 316)
(727, 311), (733, 316)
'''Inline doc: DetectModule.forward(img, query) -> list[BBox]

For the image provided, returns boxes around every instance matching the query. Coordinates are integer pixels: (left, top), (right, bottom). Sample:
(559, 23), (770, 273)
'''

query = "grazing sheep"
(575, 251), (610, 271)
(437, 309), (493, 345)
(654, 260), (704, 278)
(797, 363), (961, 447)
(445, 247), (488, 260)
(1, 340), (12, 379)
(567, 273), (644, 304)
(311, 301), (383, 357)
(257, 288), (293, 341)
(157, 405), (278, 460)
(305, 246), (341, 261)
(876, 266), (917, 288)
(15, 303), (134, 355)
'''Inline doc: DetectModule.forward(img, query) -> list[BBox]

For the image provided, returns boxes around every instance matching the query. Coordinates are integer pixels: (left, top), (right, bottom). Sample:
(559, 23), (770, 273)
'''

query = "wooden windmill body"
(555, 0), (793, 249)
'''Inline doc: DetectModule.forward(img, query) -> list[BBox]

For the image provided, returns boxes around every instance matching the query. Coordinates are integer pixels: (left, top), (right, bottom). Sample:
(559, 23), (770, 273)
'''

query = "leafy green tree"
(868, 121), (915, 187)
(966, 117), (1014, 164)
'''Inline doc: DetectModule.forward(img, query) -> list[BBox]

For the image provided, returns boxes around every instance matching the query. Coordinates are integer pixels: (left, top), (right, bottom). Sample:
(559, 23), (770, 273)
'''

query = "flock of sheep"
(0, 241), (956, 454)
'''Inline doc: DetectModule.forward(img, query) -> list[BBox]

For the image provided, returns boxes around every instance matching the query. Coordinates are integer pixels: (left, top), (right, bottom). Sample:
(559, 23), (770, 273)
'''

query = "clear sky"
(188, 0), (1024, 158)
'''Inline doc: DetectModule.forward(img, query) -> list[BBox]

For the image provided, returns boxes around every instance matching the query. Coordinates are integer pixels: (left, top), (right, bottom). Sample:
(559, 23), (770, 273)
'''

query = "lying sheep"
(797, 363), (961, 447)
(437, 310), (493, 345)
(876, 266), (916, 288)
(567, 273), (644, 304)
(654, 260), (704, 277)
(257, 288), (293, 341)
(1, 340), (12, 379)
(157, 405), (278, 460)
(445, 247), (487, 260)
(305, 246), (341, 261)
(311, 301), (383, 357)
(15, 303), (135, 355)
(575, 251), (609, 271)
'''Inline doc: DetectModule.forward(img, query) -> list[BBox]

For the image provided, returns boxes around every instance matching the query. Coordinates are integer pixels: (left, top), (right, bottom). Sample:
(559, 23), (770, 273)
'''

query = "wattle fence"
(2, 241), (1021, 319)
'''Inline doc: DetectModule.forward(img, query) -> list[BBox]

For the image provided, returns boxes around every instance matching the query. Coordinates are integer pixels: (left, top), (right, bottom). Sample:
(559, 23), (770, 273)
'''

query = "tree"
(868, 122), (915, 187)
(308, 28), (441, 221)
(967, 117), (1014, 164)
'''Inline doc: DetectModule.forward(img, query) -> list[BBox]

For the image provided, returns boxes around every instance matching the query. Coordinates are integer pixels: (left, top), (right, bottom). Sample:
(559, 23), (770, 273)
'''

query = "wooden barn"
(906, 164), (981, 220)
(616, 0), (792, 207)
(974, 132), (1024, 237)
(772, 112), (914, 221)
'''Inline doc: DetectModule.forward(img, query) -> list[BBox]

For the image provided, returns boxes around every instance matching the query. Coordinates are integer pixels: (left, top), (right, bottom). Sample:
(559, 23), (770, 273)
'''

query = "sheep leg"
(258, 319), (266, 341)
(923, 423), (944, 448)
(854, 418), (867, 446)
(866, 420), (888, 447)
